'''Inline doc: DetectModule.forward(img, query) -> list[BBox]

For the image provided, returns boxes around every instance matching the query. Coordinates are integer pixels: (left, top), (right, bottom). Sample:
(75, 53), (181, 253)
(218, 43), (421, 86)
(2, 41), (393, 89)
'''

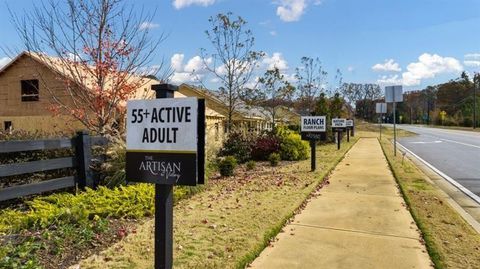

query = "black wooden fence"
(0, 131), (108, 202)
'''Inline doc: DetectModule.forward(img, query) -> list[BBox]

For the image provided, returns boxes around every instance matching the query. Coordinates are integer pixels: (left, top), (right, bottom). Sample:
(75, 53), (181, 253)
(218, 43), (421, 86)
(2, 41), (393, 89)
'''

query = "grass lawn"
(75, 136), (358, 269)
(0, 184), (202, 268)
(368, 124), (480, 269)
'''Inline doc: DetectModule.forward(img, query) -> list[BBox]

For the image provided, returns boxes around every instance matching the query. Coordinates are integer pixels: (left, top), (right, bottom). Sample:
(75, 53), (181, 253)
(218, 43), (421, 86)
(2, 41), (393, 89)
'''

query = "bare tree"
(294, 56), (327, 115)
(342, 83), (382, 118)
(332, 69), (343, 94)
(11, 0), (169, 136)
(340, 83), (364, 108)
(251, 67), (295, 129)
(201, 12), (264, 133)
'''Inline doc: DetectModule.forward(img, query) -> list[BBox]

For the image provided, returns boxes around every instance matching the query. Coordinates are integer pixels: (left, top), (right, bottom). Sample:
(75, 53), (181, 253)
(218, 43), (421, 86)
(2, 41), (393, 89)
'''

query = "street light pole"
(474, 79), (477, 129)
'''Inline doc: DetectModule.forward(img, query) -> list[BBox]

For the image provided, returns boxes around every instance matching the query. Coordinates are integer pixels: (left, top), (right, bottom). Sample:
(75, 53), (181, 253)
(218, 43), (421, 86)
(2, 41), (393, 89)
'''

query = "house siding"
(0, 55), (85, 133)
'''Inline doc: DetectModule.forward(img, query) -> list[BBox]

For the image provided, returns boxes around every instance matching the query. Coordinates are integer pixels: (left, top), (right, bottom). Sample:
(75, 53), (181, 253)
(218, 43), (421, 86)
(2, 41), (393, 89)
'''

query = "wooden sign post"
(346, 119), (354, 142)
(125, 84), (205, 269)
(346, 119), (354, 138)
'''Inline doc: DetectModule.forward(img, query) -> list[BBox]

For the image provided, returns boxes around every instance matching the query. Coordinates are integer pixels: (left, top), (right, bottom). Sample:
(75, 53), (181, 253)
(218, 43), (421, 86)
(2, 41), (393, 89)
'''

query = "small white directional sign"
(126, 97), (203, 186)
(332, 118), (346, 127)
(346, 119), (354, 129)
(301, 116), (326, 132)
(376, 103), (387, 114)
(332, 118), (347, 132)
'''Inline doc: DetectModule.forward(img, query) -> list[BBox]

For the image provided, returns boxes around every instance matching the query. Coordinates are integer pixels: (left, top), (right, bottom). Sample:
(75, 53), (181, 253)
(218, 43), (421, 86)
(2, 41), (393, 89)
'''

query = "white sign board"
(376, 103), (387, 114)
(301, 116), (326, 132)
(126, 98), (198, 152)
(125, 97), (202, 186)
(332, 118), (347, 128)
(385, 85), (403, 103)
(346, 119), (354, 127)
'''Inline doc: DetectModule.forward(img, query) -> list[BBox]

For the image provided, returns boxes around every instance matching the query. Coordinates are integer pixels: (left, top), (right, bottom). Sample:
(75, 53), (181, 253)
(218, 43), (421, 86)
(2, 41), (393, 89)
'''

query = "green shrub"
(268, 153), (281, 167)
(279, 132), (310, 161)
(219, 132), (254, 163)
(219, 156), (237, 177)
(246, 160), (256, 171)
(0, 182), (202, 234)
(286, 124), (300, 133)
(0, 184), (155, 233)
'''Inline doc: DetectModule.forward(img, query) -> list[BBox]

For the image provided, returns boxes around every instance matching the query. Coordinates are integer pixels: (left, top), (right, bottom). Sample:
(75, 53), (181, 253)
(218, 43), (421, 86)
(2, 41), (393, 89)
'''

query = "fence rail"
(0, 131), (108, 202)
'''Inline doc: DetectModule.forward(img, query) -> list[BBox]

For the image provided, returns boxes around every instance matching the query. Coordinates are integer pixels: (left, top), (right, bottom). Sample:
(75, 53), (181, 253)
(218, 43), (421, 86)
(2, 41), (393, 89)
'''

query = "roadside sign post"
(385, 86), (403, 156)
(346, 119), (354, 142)
(350, 119), (355, 137)
(332, 118), (347, 150)
(310, 140), (316, 171)
(376, 103), (387, 140)
(301, 116), (327, 171)
(126, 84), (205, 269)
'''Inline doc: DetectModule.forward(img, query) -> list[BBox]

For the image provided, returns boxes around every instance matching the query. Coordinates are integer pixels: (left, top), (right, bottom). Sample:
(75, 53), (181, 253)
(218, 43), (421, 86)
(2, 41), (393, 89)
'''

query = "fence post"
(75, 130), (93, 189)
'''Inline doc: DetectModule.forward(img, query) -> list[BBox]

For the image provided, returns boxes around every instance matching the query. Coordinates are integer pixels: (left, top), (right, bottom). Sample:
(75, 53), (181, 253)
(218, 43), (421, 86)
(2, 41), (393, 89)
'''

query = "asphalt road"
(393, 125), (480, 197)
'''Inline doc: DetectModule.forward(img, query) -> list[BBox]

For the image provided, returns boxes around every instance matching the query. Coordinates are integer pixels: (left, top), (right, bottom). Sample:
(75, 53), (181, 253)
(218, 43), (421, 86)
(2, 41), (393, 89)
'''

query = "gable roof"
(0, 51), (159, 101)
(179, 84), (266, 121)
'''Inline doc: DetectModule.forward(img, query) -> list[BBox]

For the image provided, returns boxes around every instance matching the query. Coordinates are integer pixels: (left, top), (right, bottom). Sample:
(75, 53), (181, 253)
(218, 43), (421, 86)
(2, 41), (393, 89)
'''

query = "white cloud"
(275, 0), (322, 22)
(372, 59), (402, 72)
(210, 77), (220, 83)
(464, 53), (480, 60)
(170, 72), (200, 84)
(172, 0), (215, 9)
(376, 74), (402, 86)
(139, 22), (160, 30)
(269, 31), (277, 36)
(0, 57), (11, 68)
(282, 73), (298, 83)
(169, 53), (211, 84)
(463, 53), (480, 68)
(276, 0), (307, 22)
(347, 66), (355, 72)
(184, 56), (212, 73)
(464, 60), (480, 67)
(244, 76), (261, 89)
(263, 52), (289, 71)
(171, 54), (185, 71)
(401, 53), (463, 86)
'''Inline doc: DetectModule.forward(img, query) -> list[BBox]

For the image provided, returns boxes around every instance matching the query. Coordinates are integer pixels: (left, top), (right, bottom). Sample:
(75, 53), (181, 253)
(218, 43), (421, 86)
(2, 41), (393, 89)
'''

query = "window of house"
(4, 121), (12, 131)
(214, 123), (219, 141)
(21, 80), (39, 102)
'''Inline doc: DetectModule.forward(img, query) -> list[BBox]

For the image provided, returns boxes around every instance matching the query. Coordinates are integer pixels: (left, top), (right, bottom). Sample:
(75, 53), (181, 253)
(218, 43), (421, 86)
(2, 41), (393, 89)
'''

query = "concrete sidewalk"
(251, 138), (432, 269)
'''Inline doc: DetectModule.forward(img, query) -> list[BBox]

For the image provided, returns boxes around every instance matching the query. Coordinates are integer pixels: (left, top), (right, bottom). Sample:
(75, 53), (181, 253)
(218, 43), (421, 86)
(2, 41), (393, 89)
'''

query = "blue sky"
(1, 0), (480, 92)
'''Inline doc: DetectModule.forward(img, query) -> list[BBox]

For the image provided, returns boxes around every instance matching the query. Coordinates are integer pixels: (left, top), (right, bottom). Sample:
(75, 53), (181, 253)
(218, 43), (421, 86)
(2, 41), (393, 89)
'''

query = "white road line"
(403, 131), (480, 149)
(396, 141), (480, 205)
(409, 141), (442, 144)
(439, 138), (480, 149)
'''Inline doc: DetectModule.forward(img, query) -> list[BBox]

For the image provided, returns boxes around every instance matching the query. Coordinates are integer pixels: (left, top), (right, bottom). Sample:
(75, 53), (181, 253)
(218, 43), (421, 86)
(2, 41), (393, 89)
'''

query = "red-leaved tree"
(11, 0), (169, 136)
